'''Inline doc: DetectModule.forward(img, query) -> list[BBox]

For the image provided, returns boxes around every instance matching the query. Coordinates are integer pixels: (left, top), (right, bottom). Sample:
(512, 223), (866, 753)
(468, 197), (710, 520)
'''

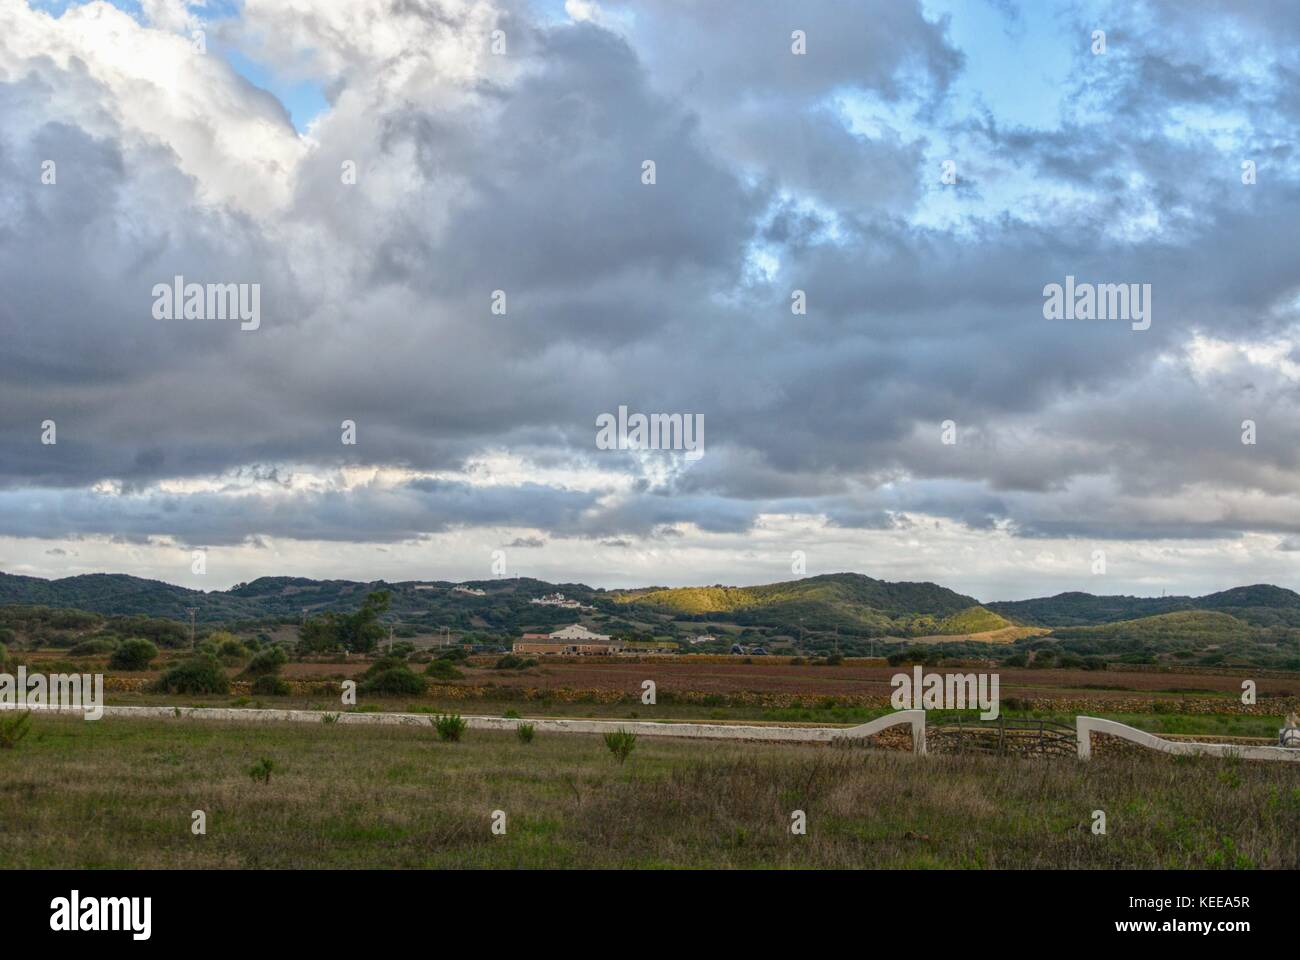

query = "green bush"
(887, 647), (935, 667)
(362, 656), (408, 677)
(109, 637), (159, 671)
(153, 655), (230, 695)
(243, 646), (288, 677)
(248, 758), (275, 783)
(604, 728), (637, 764)
(437, 647), (469, 662)
(433, 713), (467, 741)
(425, 659), (465, 681)
(251, 675), (291, 696)
(69, 637), (119, 657)
(494, 654), (537, 670)
(0, 710), (32, 749)
(217, 637), (250, 661)
(516, 722), (535, 744)
(359, 667), (427, 696)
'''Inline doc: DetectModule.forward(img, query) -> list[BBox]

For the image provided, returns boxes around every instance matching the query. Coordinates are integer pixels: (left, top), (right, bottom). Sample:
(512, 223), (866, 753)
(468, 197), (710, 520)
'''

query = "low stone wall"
(1076, 716), (1300, 762)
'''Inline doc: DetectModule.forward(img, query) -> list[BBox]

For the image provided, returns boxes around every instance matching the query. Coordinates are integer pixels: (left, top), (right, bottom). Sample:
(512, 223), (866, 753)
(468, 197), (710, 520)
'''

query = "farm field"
(29, 649), (1296, 702)
(17, 649), (1300, 741)
(2, 713), (1298, 869)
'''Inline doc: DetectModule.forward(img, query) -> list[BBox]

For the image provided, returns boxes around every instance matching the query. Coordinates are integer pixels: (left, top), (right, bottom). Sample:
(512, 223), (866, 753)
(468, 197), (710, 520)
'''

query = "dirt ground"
(276, 658), (1296, 703)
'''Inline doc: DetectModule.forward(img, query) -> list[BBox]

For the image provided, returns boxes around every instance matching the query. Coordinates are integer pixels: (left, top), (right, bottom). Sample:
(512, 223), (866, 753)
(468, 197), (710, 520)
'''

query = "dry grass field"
(1, 713), (1297, 869)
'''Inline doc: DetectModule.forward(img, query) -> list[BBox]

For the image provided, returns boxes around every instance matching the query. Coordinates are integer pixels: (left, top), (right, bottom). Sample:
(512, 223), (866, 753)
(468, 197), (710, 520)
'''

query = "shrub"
(433, 713), (467, 742)
(109, 637), (159, 671)
(437, 647), (469, 662)
(217, 637), (250, 661)
(363, 656), (408, 677)
(516, 722), (536, 744)
(604, 728), (637, 764)
(425, 658), (465, 681)
(69, 637), (119, 657)
(360, 667), (427, 696)
(494, 654), (537, 670)
(243, 646), (288, 677)
(321, 713), (340, 724)
(0, 711), (32, 749)
(887, 647), (934, 667)
(251, 675), (290, 696)
(248, 758), (275, 783)
(153, 655), (230, 695)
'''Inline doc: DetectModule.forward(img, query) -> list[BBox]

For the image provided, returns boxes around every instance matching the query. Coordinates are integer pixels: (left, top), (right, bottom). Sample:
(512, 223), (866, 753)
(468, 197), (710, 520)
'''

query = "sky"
(1, 0), (1299, 600)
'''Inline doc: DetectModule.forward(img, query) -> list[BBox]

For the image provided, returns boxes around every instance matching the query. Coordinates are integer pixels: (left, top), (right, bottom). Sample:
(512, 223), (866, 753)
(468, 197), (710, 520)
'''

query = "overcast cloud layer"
(1, 0), (1298, 598)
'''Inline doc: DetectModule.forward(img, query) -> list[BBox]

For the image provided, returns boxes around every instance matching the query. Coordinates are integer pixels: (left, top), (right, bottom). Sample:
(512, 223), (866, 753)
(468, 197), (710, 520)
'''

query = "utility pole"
(388, 624), (394, 654)
(186, 608), (198, 650)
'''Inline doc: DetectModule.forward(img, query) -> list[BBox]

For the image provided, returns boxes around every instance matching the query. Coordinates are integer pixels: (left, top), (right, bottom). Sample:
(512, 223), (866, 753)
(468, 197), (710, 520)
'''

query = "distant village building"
(529, 592), (586, 610)
(453, 585), (486, 597)
(688, 635), (716, 645)
(513, 624), (624, 656)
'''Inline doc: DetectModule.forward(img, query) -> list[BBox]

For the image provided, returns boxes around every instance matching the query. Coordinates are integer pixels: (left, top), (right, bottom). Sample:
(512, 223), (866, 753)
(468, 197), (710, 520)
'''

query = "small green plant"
(503, 708), (521, 719)
(321, 712), (340, 724)
(604, 728), (637, 764)
(425, 658), (464, 681)
(154, 654), (230, 695)
(0, 711), (32, 749)
(248, 758), (275, 783)
(432, 713), (467, 742)
(359, 666), (427, 696)
(69, 637), (119, 657)
(109, 637), (159, 671)
(242, 646), (288, 677)
(493, 654), (538, 670)
(516, 722), (535, 744)
(250, 675), (290, 696)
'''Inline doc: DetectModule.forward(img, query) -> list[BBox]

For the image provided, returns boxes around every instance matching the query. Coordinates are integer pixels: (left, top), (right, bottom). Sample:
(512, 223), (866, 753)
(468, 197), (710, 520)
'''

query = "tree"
(298, 614), (340, 653)
(336, 590), (390, 653)
(298, 591), (391, 654)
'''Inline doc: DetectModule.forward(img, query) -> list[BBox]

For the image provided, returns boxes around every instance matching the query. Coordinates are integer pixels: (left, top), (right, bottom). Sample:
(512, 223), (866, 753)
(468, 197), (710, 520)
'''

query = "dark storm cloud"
(1, 0), (1298, 549)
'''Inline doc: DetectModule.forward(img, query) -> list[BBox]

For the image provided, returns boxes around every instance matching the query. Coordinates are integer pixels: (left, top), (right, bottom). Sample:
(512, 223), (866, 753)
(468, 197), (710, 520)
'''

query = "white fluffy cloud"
(2, 0), (1299, 596)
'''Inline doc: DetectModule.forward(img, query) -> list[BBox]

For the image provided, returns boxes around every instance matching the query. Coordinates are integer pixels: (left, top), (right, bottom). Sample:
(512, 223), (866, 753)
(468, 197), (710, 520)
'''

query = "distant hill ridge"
(0, 569), (1297, 633)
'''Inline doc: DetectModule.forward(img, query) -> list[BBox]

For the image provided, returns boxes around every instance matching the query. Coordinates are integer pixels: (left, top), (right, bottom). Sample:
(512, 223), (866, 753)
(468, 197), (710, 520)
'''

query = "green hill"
(990, 584), (1300, 629)
(3, 568), (1297, 652)
(934, 605), (1013, 635)
(1049, 610), (1254, 643)
(614, 573), (978, 635)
